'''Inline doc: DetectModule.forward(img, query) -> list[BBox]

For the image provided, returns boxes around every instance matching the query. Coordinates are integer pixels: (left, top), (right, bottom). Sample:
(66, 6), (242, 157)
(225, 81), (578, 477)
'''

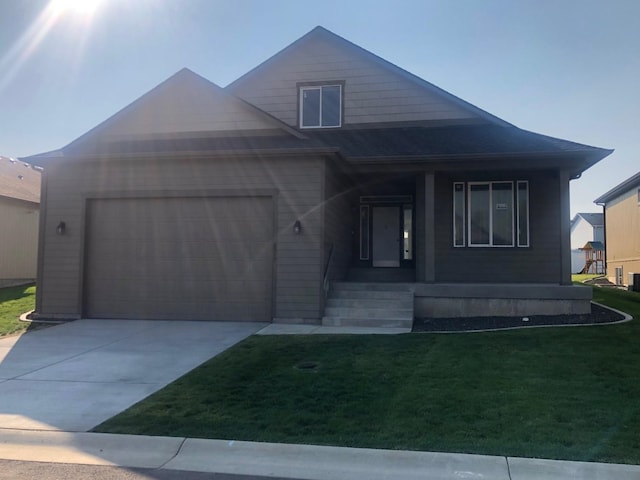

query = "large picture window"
(299, 85), (341, 128)
(453, 181), (529, 248)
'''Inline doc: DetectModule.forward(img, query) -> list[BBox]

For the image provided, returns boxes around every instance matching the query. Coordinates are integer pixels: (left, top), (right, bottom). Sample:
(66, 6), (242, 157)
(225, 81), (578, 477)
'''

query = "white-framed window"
(452, 180), (529, 248)
(299, 84), (342, 128)
(453, 182), (465, 247)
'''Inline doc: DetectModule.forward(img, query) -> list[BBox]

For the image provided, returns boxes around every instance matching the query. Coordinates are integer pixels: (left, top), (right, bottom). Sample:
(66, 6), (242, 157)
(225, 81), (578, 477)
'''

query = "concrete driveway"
(0, 319), (265, 432)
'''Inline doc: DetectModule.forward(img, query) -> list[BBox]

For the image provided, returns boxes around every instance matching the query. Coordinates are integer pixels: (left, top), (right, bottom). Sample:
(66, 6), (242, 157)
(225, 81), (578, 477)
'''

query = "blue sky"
(1, 0), (638, 215)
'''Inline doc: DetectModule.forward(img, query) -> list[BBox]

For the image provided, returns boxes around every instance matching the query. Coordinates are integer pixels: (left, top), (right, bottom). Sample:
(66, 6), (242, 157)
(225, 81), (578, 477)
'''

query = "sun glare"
(50, 0), (103, 16)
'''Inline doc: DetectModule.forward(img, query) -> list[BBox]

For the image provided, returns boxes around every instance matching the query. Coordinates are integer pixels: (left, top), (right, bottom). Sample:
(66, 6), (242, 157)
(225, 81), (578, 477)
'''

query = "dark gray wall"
(323, 159), (353, 285)
(434, 170), (562, 283)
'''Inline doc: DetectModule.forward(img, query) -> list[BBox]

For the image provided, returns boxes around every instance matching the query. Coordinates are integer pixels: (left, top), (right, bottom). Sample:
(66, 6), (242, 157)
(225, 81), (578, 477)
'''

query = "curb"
(2, 430), (640, 479)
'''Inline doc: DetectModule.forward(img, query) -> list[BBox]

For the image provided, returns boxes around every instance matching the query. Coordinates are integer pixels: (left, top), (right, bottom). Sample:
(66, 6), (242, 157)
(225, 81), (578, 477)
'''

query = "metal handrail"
(323, 243), (335, 299)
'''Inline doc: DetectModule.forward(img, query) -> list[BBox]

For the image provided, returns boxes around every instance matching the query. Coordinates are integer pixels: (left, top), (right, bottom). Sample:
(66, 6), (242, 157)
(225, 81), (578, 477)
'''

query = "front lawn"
(94, 286), (640, 464)
(572, 273), (605, 283)
(0, 284), (36, 337)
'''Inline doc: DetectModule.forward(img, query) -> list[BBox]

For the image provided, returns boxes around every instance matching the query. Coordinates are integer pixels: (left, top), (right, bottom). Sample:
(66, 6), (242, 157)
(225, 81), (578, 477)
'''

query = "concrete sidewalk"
(0, 429), (639, 480)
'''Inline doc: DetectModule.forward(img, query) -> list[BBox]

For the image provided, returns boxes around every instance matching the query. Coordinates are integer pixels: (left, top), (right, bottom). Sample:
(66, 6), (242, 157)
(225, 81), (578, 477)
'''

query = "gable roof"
(573, 212), (604, 228)
(0, 156), (40, 204)
(227, 26), (512, 127)
(23, 27), (612, 178)
(62, 68), (306, 153)
(594, 170), (640, 204)
(580, 241), (604, 250)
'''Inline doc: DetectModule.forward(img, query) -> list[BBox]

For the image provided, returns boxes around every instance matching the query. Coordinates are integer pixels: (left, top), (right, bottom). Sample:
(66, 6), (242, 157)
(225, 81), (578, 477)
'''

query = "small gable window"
(299, 85), (341, 128)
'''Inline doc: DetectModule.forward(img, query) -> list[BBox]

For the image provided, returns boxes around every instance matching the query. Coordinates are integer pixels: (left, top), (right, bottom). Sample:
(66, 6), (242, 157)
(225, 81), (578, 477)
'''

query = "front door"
(372, 206), (400, 267)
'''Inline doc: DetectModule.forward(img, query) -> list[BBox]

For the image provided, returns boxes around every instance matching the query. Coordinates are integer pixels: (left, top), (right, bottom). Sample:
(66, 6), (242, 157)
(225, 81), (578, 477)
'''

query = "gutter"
(25, 147), (342, 166)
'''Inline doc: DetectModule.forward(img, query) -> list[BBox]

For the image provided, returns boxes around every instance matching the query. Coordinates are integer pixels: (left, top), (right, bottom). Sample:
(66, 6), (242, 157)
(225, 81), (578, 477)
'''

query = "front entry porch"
(321, 281), (593, 328)
(354, 175), (416, 273)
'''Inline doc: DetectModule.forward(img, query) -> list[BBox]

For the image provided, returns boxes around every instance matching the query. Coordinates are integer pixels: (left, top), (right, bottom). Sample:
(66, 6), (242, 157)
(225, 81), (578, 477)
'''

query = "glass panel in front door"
(403, 204), (412, 260)
(372, 206), (400, 267)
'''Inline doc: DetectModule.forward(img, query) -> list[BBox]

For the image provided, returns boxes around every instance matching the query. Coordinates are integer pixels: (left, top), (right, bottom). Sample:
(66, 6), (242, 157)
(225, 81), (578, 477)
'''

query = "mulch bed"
(412, 303), (626, 333)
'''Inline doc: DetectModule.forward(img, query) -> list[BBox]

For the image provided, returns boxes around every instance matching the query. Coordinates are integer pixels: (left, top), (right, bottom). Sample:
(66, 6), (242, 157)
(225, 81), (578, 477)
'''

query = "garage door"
(84, 196), (273, 321)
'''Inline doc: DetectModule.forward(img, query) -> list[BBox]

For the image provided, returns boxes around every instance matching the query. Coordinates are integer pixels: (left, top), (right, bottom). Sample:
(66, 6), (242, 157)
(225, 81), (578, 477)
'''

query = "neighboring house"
(570, 212), (604, 273)
(594, 171), (640, 287)
(26, 26), (612, 325)
(0, 156), (40, 287)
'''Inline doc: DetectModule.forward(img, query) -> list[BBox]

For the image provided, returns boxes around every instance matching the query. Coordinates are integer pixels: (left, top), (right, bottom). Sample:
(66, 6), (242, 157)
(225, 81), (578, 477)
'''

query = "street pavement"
(0, 459), (293, 480)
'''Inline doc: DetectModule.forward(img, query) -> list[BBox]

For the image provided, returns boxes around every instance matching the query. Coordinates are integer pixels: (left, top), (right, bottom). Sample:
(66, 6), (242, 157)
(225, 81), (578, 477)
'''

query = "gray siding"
(230, 35), (476, 127)
(434, 171), (562, 283)
(38, 155), (325, 320)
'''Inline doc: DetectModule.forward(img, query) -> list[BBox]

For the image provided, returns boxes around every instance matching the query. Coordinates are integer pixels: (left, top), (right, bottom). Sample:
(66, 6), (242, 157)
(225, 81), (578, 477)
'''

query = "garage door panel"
(84, 197), (273, 321)
(88, 258), (274, 280)
(88, 300), (270, 322)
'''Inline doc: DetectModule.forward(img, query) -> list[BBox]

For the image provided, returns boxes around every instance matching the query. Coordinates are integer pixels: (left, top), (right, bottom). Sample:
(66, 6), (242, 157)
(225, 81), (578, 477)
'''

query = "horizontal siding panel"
(40, 156), (325, 321)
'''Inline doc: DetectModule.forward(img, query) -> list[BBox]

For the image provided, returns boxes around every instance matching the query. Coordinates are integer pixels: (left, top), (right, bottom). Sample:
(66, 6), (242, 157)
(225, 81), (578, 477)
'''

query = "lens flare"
(50, 0), (103, 15)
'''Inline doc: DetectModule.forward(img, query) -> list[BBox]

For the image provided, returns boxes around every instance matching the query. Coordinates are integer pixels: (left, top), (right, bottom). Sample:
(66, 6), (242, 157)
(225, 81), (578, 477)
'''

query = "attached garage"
(83, 195), (274, 321)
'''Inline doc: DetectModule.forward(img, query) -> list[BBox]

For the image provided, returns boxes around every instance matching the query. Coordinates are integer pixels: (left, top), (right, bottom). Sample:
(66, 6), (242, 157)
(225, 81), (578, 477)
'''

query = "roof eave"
(594, 170), (640, 204)
(28, 146), (341, 164)
(346, 148), (610, 165)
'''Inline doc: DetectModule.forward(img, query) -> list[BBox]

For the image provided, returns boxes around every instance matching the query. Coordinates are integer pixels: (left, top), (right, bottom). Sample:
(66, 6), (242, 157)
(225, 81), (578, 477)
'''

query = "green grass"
(94, 286), (640, 464)
(572, 273), (605, 283)
(0, 284), (36, 337)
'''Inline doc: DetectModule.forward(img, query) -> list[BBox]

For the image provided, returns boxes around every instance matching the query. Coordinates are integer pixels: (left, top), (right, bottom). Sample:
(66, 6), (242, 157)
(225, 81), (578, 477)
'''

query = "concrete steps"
(322, 282), (414, 329)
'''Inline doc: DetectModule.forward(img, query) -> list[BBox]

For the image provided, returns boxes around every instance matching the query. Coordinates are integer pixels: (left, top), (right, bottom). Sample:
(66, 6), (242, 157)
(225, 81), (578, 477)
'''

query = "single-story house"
(570, 212), (604, 273)
(26, 26), (613, 326)
(0, 156), (40, 287)
(594, 171), (640, 289)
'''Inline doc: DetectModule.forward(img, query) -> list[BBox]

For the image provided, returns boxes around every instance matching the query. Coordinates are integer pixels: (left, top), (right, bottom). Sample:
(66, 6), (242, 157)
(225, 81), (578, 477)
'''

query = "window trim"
(298, 84), (343, 129)
(453, 182), (465, 247)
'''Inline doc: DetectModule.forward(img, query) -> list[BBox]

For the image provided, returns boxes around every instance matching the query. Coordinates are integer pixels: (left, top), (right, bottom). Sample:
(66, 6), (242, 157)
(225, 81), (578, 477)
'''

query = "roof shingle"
(0, 156), (40, 204)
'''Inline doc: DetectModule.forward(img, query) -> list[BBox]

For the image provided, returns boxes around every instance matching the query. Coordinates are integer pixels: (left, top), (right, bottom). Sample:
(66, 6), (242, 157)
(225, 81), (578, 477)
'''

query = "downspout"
(595, 200), (607, 276)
